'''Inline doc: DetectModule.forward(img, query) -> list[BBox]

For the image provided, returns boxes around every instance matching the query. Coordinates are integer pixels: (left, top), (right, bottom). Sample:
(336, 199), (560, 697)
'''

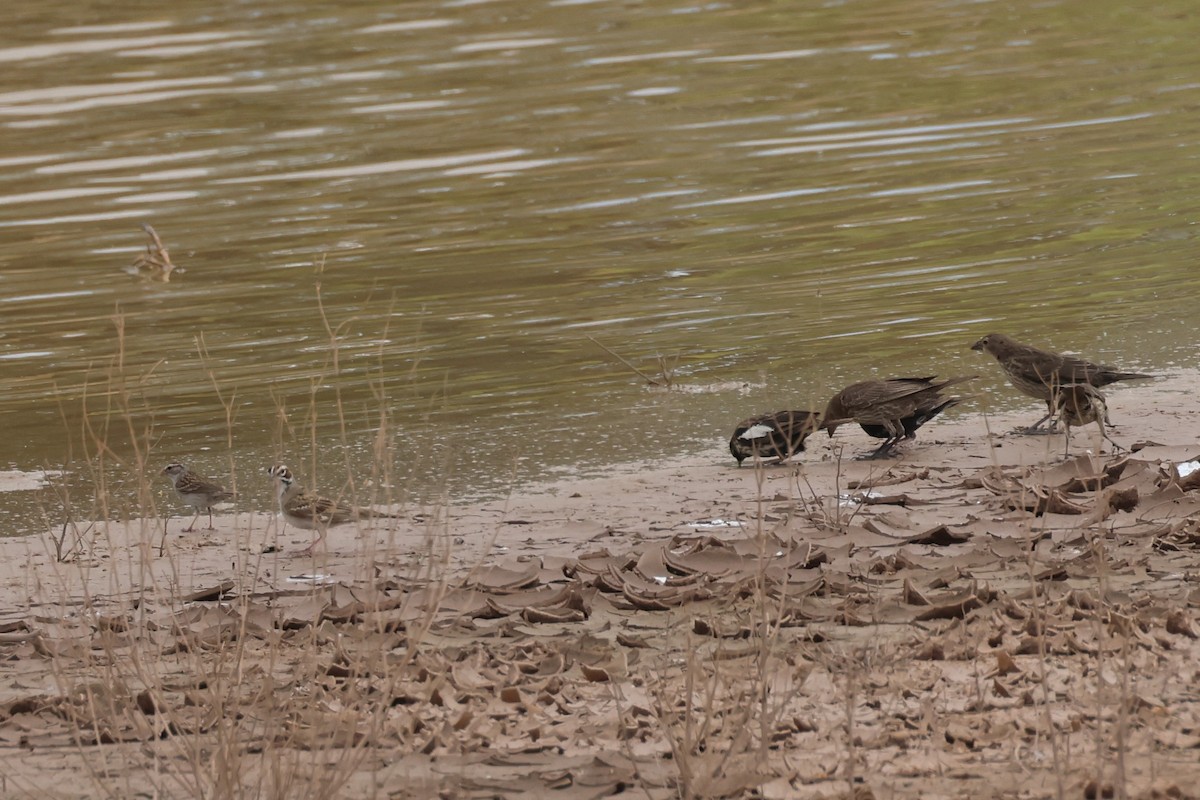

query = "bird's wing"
(311, 495), (355, 523)
(177, 473), (226, 496)
(1055, 354), (1108, 383)
(869, 379), (941, 404)
(1002, 342), (1093, 380)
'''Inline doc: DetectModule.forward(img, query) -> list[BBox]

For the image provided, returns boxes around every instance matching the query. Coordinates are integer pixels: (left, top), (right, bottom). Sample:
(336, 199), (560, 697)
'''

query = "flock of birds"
(157, 333), (1154, 553)
(729, 332), (1153, 465)
(161, 462), (397, 554)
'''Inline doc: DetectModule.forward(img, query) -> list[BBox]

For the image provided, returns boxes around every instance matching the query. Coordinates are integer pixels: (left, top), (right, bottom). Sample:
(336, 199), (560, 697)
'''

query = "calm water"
(2, 0), (1199, 532)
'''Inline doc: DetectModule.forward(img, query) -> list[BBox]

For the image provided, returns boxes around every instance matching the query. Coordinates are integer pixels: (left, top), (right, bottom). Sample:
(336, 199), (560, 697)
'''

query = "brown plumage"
(970, 333), (1152, 429)
(729, 410), (820, 466)
(267, 464), (399, 555)
(1054, 383), (1121, 455)
(820, 376), (974, 459)
(161, 462), (234, 532)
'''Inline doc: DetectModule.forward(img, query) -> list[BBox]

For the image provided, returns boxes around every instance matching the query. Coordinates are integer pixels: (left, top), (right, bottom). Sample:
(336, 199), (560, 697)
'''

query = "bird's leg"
(1021, 400), (1058, 434)
(1020, 412), (1057, 434)
(1098, 415), (1124, 453)
(297, 526), (327, 556)
(206, 507), (216, 531)
(863, 438), (898, 460)
(862, 420), (904, 460)
(183, 508), (201, 533)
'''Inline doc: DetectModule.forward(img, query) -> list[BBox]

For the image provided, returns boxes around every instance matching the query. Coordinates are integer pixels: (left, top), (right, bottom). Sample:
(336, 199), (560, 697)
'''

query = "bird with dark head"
(970, 333), (1152, 431)
(729, 410), (820, 466)
(821, 376), (974, 459)
(1054, 383), (1121, 455)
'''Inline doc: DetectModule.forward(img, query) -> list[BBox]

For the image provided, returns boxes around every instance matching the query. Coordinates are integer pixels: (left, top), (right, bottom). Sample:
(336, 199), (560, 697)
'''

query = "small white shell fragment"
(287, 574), (336, 584)
(838, 490), (880, 507)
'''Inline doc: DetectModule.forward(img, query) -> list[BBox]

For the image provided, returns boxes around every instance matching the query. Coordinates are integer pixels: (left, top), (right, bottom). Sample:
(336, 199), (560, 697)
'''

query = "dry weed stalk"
(587, 335), (678, 388)
(980, 410), (1073, 800)
(794, 443), (880, 535)
(645, 454), (818, 798)
(25, 289), (467, 799)
(130, 223), (178, 281)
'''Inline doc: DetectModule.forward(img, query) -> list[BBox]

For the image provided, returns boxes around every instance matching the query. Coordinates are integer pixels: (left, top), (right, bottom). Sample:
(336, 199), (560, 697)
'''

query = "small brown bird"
(161, 462), (233, 532)
(1054, 383), (1121, 455)
(729, 410), (820, 466)
(970, 333), (1152, 430)
(267, 464), (398, 555)
(821, 376), (974, 459)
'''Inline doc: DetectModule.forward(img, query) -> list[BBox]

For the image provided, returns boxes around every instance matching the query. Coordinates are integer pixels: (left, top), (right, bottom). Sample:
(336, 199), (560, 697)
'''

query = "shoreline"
(2, 372), (1200, 797)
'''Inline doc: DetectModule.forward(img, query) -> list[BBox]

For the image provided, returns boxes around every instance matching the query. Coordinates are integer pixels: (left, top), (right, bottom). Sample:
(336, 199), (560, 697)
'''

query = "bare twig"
(587, 335), (673, 387)
(130, 223), (178, 281)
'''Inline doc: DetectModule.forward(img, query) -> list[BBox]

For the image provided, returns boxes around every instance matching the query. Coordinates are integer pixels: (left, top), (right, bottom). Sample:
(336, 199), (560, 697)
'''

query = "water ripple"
(0, 32), (249, 64)
(216, 148), (529, 183)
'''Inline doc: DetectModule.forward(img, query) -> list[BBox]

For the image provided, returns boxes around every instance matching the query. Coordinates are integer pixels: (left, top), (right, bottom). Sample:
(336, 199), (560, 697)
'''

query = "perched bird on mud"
(730, 410), (821, 466)
(1054, 383), (1121, 455)
(970, 333), (1152, 431)
(161, 462), (234, 532)
(267, 464), (399, 555)
(821, 376), (974, 459)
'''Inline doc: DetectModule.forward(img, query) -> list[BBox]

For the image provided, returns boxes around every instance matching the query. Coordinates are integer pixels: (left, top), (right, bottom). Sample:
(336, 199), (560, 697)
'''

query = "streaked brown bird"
(161, 462), (234, 532)
(729, 410), (820, 466)
(267, 464), (399, 555)
(821, 376), (974, 459)
(970, 333), (1152, 430)
(1054, 383), (1121, 455)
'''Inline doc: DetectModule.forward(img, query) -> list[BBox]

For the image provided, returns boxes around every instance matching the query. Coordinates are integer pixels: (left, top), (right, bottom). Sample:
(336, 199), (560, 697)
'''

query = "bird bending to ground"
(729, 410), (821, 466)
(970, 333), (1152, 431)
(161, 462), (233, 532)
(267, 464), (398, 555)
(1054, 383), (1121, 455)
(821, 376), (974, 459)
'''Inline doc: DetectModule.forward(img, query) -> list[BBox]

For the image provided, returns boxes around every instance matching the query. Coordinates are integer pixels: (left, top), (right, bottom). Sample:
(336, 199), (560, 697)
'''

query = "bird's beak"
(969, 339), (985, 352)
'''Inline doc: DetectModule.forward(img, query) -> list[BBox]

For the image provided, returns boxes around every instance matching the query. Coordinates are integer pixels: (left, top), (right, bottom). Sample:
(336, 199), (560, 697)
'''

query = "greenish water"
(1, 0), (1198, 532)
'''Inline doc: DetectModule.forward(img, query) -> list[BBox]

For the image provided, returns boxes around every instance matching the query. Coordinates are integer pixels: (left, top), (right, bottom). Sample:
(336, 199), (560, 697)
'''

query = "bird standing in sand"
(161, 462), (233, 532)
(267, 464), (397, 555)
(821, 376), (974, 459)
(970, 333), (1152, 431)
(729, 410), (821, 466)
(1054, 383), (1121, 455)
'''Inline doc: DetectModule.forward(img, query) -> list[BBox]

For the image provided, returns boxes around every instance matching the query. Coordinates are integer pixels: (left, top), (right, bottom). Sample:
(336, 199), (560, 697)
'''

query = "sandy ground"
(3, 374), (1200, 798)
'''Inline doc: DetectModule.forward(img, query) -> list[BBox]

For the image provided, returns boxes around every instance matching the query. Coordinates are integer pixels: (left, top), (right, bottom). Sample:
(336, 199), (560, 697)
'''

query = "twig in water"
(587, 336), (674, 388)
(130, 223), (178, 281)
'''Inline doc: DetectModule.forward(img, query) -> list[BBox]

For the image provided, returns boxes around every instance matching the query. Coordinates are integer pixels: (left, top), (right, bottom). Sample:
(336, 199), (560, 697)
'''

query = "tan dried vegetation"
(2, 313), (1200, 799)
